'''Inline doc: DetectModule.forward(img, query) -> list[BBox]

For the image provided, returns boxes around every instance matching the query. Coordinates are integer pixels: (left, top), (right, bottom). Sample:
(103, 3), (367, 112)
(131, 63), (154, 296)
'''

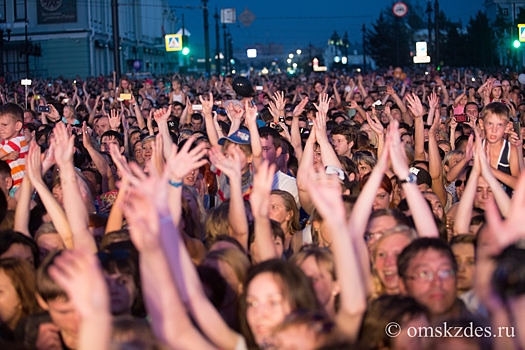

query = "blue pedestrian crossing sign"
(519, 24), (525, 42)
(165, 34), (182, 52)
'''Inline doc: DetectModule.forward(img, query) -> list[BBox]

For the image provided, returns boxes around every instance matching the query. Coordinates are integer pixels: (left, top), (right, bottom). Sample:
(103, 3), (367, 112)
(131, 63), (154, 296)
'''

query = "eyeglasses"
(405, 268), (456, 282)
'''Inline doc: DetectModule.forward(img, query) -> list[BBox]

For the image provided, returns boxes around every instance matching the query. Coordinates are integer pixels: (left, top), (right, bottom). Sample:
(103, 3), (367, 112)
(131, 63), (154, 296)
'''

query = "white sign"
(415, 42), (427, 56)
(413, 56), (431, 63)
(221, 8), (236, 24)
(413, 41), (430, 64)
(247, 49), (257, 58)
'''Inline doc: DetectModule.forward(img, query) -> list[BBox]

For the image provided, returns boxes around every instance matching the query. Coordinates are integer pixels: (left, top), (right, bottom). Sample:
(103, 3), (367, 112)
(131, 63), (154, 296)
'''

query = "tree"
(365, 12), (412, 67)
(464, 11), (499, 68)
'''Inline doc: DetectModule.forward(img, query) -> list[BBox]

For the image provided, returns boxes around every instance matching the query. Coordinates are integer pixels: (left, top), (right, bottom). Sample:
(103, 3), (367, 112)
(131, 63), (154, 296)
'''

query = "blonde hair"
(371, 225), (417, 297)
(204, 248), (251, 292)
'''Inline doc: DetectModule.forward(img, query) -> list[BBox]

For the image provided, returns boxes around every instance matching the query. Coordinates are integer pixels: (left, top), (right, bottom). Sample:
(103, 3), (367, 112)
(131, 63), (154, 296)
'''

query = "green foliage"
(365, 3), (501, 68)
(464, 11), (499, 67)
(365, 11), (412, 67)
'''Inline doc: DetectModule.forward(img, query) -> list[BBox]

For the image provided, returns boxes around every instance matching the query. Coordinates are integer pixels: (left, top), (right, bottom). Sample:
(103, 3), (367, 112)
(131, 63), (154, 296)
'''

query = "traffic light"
(182, 35), (190, 55)
(514, 40), (521, 49)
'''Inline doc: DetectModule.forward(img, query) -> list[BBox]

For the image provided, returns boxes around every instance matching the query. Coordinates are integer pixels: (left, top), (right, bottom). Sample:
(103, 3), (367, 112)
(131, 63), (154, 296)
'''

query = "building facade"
(3, 0), (178, 79)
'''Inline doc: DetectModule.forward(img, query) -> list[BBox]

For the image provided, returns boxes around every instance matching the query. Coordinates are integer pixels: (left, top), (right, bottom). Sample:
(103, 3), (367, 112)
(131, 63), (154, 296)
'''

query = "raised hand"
(199, 92), (214, 117)
(249, 160), (276, 219)
(388, 119), (410, 178)
(153, 105), (172, 124)
(48, 249), (110, 318)
(450, 117), (458, 131)
(209, 145), (242, 180)
(244, 99), (258, 126)
(226, 103), (244, 122)
(314, 92), (332, 114)
(52, 122), (75, 166)
(405, 93), (424, 118)
(386, 86), (396, 96)
(26, 142), (44, 185)
(293, 96), (309, 118)
(428, 92), (439, 110)
(166, 136), (208, 182)
(109, 109), (121, 130)
(366, 112), (384, 137)
(271, 91), (285, 112)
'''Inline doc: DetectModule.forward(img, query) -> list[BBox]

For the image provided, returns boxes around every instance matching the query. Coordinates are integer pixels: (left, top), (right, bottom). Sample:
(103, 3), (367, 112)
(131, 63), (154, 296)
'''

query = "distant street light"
(296, 49), (302, 55)
(288, 53), (294, 59)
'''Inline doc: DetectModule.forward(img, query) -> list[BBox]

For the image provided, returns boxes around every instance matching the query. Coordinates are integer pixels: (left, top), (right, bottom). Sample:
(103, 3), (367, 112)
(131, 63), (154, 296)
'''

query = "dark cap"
(409, 166), (432, 188)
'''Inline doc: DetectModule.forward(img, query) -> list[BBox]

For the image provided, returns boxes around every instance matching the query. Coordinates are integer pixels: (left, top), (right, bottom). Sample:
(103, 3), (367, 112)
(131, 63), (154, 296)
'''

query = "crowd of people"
(0, 66), (523, 349)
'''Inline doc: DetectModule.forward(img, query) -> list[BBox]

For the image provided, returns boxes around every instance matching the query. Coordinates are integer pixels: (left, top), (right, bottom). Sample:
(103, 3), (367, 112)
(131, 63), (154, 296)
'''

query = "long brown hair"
(0, 258), (40, 321)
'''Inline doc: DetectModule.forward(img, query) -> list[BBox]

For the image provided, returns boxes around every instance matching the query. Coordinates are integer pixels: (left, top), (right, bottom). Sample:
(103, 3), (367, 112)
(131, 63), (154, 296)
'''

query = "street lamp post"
(202, 0), (210, 75)
(0, 26), (11, 78)
(214, 8), (221, 75)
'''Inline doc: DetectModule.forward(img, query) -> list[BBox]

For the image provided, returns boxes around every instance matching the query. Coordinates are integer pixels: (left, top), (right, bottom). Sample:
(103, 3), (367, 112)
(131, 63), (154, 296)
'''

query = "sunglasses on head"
(97, 249), (131, 263)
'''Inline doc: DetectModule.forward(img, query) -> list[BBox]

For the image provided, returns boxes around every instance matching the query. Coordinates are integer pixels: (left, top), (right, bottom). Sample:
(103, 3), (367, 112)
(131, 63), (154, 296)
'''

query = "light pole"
(0, 25), (11, 78)
(202, 0), (210, 75)
(214, 8), (220, 74)
(434, 0), (440, 65)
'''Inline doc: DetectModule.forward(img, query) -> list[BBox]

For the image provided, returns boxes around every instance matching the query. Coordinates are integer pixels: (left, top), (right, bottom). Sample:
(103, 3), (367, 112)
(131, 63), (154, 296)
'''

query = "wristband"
(168, 179), (183, 188)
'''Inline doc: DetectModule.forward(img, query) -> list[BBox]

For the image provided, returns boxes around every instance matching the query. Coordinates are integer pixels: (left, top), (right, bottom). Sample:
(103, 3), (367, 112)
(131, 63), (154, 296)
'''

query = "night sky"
(169, 0), (484, 52)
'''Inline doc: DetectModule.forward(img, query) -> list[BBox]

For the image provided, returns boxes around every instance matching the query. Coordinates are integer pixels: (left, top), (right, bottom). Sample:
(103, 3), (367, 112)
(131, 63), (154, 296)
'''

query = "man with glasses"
(397, 238), (471, 323)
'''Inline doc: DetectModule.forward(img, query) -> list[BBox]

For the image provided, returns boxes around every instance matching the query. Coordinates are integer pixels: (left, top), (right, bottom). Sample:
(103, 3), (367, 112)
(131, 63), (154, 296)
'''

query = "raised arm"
(245, 100), (263, 170)
(386, 86), (412, 126)
(200, 93), (219, 147)
(406, 93), (426, 161)
(54, 123), (97, 253)
(290, 97), (309, 163)
(428, 106), (448, 207)
(131, 94), (146, 130)
(313, 109), (342, 168)
(306, 171), (366, 341)
(119, 172), (216, 350)
(446, 135), (474, 182)
(389, 120), (439, 238)
(161, 141), (243, 350)
(153, 106), (174, 159)
(209, 146), (249, 250)
(296, 127), (317, 215)
(25, 142), (73, 249)
(249, 161), (279, 264)
(88, 95), (101, 126)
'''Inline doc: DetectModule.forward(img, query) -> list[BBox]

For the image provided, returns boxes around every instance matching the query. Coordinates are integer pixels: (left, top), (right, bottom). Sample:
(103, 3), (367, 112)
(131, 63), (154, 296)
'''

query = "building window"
(503, 8), (509, 16)
(0, 0), (5, 23)
(14, 0), (25, 22)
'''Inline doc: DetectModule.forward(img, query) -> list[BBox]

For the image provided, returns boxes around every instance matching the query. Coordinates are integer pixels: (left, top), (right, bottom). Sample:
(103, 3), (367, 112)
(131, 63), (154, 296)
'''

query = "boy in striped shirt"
(0, 103), (27, 195)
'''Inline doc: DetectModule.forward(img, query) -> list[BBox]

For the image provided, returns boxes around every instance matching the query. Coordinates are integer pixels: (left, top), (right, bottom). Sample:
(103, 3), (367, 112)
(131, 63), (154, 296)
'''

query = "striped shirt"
(0, 134), (28, 186)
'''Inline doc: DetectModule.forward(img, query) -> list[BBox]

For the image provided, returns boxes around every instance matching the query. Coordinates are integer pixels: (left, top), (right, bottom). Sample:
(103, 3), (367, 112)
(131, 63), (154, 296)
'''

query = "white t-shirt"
(272, 171), (300, 208)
